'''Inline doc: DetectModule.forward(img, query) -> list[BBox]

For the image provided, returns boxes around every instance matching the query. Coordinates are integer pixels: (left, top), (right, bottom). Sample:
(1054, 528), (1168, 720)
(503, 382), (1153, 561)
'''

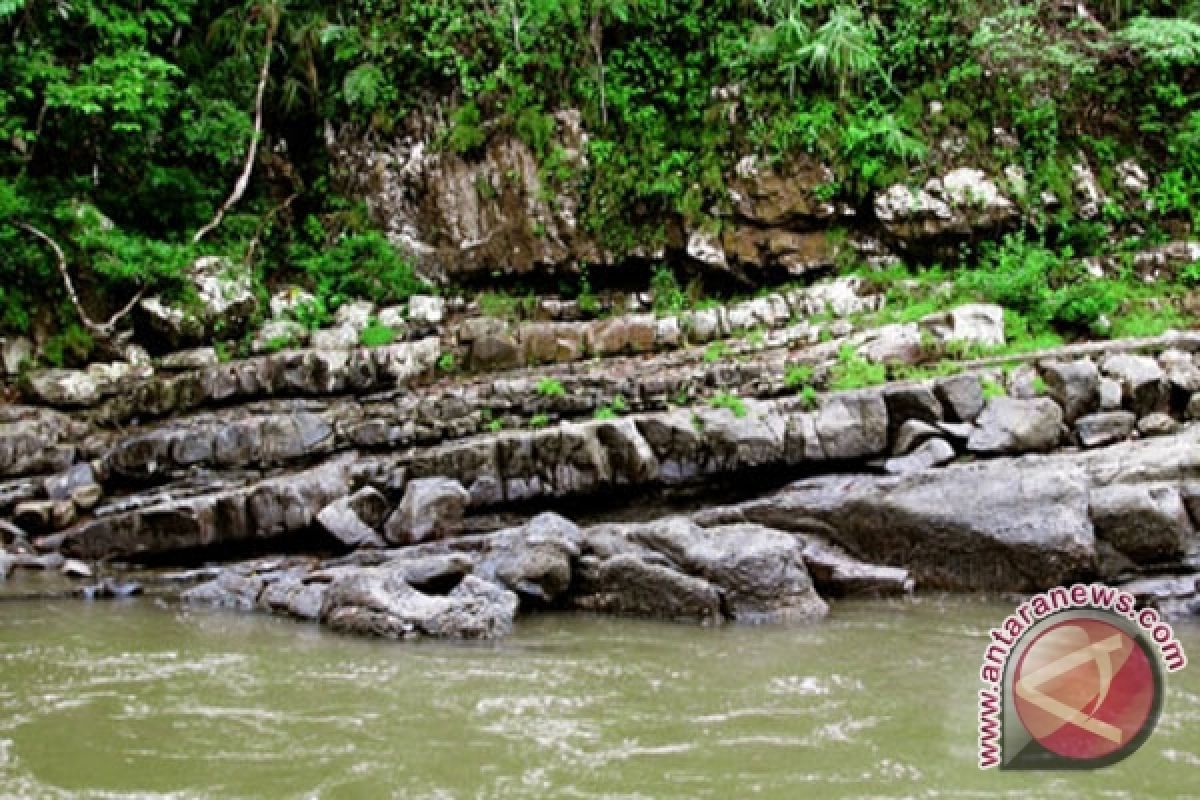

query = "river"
(1, 594), (1198, 798)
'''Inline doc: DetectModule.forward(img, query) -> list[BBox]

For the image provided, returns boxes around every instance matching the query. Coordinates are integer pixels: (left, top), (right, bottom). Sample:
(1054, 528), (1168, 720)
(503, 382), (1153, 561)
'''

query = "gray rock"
(460, 317), (520, 370)
(707, 458), (1096, 592)
(476, 512), (581, 604)
(44, 463), (96, 501)
(139, 256), (257, 347)
(1103, 354), (1167, 415)
(384, 477), (471, 545)
(309, 325), (360, 350)
(815, 391), (888, 460)
(884, 438), (955, 475)
(919, 304), (1005, 349)
(1041, 359), (1100, 422)
(1089, 484), (1192, 563)
(252, 319), (308, 353)
(1075, 411), (1136, 448)
(317, 488), (389, 549)
(967, 397), (1064, 454)
(1118, 574), (1199, 618)
(1006, 364), (1042, 399)
(1189, 393), (1200, 420)
(61, 558), (92, 579)
(1138, 412), (1179, 437)
(1160, 349), (1200, 393)
(25, 370), (99, 407)
(801, 539), (914, 596)
(408, 295), (445, 328)
(892, 419), (943, 456)
(182, 570), (266, 610)
(1, 336), (33, 375)
(321, 570), (517, 640)
(1099, 377), (1124, 410)
(573, 553), (723, 622)
(883, 384), (943, 439)
(934, 373), (984, 423)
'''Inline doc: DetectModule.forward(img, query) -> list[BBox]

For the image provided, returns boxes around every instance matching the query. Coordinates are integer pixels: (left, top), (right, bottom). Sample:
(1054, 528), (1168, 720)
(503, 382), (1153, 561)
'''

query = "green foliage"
(293, 230), (424, 307)
(651, 265), (687, 314)
(437, 351), (459, 372)
(529, 412), (551, 428)
(709, 390), (748, 418)
(982, 378), (1007, 400)
(594, 393), (629, 419)
(798, 385), (818, 409)
(536, 377), (566, 397)
(1119, 17), (1200, 69)
(703, 341), (729, 363)
(784, 363), (813, 390)
(359, 320), (397, 348)
(829, 344), (886, 390)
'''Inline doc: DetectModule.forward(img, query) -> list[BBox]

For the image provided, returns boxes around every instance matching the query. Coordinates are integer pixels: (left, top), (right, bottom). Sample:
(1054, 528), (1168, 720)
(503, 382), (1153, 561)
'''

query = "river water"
(1, 594), (1198, 799)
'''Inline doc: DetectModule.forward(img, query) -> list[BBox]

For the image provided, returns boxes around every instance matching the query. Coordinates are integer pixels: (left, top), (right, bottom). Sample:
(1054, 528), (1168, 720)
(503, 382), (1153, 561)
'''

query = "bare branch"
(193, 9), (280, 244)
(17, 222), (141, 342)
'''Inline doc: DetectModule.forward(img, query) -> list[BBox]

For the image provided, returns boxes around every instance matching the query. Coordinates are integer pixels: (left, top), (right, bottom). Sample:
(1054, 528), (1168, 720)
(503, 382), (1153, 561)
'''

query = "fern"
(1120, 17), (1200, 68)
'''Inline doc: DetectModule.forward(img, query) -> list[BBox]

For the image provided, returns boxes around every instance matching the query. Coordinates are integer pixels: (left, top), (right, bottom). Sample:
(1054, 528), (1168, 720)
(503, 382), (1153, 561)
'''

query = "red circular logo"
(1012, 618), (1157, 761)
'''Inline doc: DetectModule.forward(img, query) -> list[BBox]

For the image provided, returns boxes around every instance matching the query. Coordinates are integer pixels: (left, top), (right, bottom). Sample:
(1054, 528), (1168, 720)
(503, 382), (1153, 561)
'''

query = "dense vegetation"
(2, 0), (1199, 363)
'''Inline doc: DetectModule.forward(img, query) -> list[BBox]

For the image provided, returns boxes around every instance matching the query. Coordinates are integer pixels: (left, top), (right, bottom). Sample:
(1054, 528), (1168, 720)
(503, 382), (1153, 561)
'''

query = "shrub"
(359, 320), (397, 348)
(294, 231), (424, 307)
(536, 377), (566, 397)
(709, 390), (748, 418)
(828, 345), (886, 390)
(784, 363), (814, 389)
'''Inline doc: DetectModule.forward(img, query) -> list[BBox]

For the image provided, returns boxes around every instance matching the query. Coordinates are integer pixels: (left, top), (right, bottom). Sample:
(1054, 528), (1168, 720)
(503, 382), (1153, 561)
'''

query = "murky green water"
(1, 594), (1198, 799)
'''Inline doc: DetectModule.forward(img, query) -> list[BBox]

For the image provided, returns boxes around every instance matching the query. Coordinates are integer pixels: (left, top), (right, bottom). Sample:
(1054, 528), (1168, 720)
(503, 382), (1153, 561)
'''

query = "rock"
(317, 488), (389, 549)
(330, 108), (595, 280)
(919, 304), (1005, 349)
(968, 397), (1064, 454)
(1138, 412), (1179, 437)
(891, 419), (943, 456)
(727, 154), (835, 225)
(874, 169), (1016, 241)
(460, 317), (520, 370)
(182, 570), (265, 610)
(269, 286), (317, 319)
(1071, 161), (1104, 220)
(407, 295), (445, 328)
(520, 322), (586, 364)
(883, 384), (943, 438)
(71, 483), (103, 511)
(1160, 349), (1200, 393)
(384, 477), (471, 545)
(934, 373), (985, 423)
(572, 553), (723, 622)
(1, 336), (33, 375)
(686, 228), (727, 269)
(587, 314), (657, 356)
(1075, 411), (1137, 448)
(139, 256), (258, 347)
(1041, 359), (1100, 422)
(14, 500), (54, 533)
(44, 463), (95, 501)
(334, 300), (376, 331)
(321, 570), (517, 639)
(158, 347), (220, 371)
(476, 512), (580, 604)
(1119, 574), (1199, 618)
(0, 520), (28, 547)
(61, 558), (92, 579)
(24, 370), (99, 407)
(719, 226), (839, 277)
(59, 458), (354, 560)
(852, 323), (923, 365)
(309, 325), (360, 350)
(1117, 159), (1149, 194)
(1089, 484), (1192, 563)
(1099, 377), (1123, 411)
(706, 458), (1096, 591)
(1102, 354), (1167, 416)
(1189, 393), (1200, 420)
(252, 319), (308, 353)
(815, 391), (888, 460)
(0, 552), (13, 579)
(801, 539), (913, 596)
(13, 552), (65, 571)
(884, 437), (955, 474)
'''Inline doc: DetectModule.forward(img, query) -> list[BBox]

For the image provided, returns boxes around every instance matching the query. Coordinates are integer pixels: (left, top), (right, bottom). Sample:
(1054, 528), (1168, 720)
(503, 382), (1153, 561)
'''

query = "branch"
(17, 222), (141, 342)
(243, 191), (297, 266)
(193, 9), (279, 244)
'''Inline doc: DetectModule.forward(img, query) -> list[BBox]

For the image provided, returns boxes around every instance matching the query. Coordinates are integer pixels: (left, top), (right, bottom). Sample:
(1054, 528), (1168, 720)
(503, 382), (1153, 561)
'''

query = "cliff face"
(331, 107), (1199, 291)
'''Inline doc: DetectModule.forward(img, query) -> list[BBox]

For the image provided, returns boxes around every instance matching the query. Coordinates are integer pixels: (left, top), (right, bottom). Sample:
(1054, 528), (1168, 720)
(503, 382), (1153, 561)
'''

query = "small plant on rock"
(709, 391), (748, 418)
(359, 320), (396, 348)
(536, 377), (567, 397)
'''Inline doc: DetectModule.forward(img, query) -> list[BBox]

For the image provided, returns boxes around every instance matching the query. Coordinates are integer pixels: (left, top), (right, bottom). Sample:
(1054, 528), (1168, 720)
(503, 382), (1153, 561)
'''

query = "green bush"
(359, 320), (397, 348)
(294, 231), (425, 307)
(709, 390), (748, 418)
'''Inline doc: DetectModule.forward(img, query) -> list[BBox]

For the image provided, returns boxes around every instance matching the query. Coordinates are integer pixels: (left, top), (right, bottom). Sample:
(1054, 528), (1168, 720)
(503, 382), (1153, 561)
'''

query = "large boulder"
(727, 154), (836, 226)
(1102, 354), (1167, 416)
(139, 256), (258, 348)
(320, 570), (518, 639)
(967, 396), (1064, 454)
(384, 477), (471, 545)
(1088, 484), (1193, 564)
(699, 459), (1097, 592)
(814, 391), (888, 460)
(316, 488), (389, 549)
(874, 169), (1017, 242)
(1042, 359), (1100, 422)
(919, 304), (1005, 350)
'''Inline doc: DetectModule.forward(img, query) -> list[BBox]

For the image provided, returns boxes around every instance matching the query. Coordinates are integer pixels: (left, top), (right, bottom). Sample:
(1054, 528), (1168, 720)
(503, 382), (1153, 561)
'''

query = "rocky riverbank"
(3, 275), (1200, 639)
